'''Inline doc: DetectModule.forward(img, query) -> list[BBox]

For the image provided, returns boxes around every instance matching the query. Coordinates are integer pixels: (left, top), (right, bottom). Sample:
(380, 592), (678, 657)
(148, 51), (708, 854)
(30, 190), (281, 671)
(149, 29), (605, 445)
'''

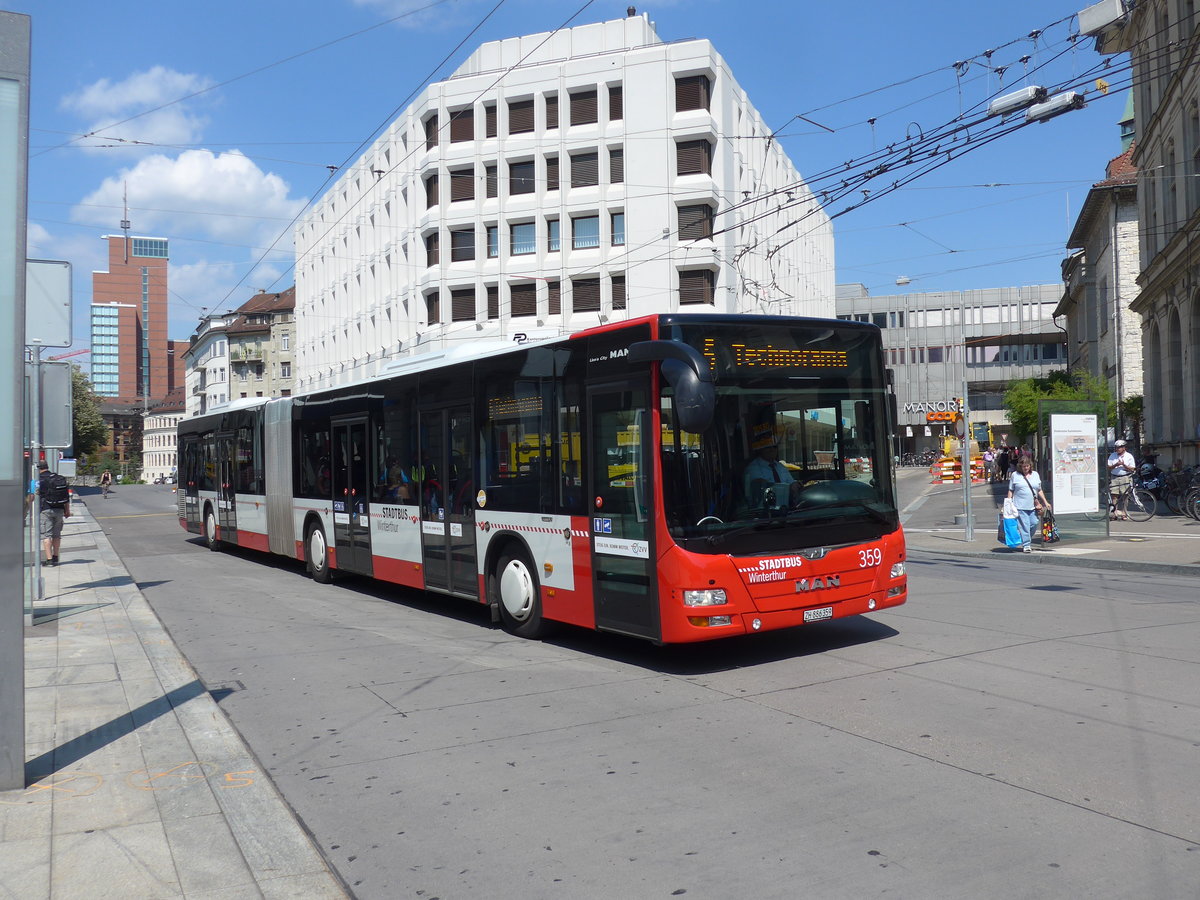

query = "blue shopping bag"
(1003, 516), (1022, 549)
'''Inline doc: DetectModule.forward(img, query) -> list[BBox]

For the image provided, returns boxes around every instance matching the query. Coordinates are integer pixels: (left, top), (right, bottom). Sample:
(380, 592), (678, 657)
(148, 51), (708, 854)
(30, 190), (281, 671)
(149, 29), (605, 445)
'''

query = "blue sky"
(13, 0), (1129, 351)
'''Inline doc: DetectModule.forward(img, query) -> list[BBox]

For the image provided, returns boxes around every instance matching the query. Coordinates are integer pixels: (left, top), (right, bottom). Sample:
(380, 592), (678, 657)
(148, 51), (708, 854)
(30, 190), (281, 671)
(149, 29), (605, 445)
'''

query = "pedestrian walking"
(982, 446), (994, 482)
(37, 461), (71, 566)
(1006, 456), (1050, 553)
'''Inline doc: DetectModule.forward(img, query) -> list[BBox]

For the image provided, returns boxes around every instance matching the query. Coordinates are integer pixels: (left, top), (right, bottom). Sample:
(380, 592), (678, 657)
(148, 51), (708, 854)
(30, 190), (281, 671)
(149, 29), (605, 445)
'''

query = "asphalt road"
(92, 483), (1200, 899)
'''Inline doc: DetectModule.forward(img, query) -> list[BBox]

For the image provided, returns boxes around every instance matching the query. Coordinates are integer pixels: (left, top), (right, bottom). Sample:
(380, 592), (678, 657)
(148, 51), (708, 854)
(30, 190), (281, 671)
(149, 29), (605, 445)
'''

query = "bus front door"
(216, 432), (238, 544)
(331, 418), (373, 575)
(587, 385), (659, 640)
(418, 405), (477, 598)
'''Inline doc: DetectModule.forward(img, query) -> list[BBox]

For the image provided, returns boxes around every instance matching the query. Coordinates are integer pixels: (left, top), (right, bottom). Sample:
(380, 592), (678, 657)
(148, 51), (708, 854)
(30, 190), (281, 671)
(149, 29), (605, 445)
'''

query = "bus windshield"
(659, 321), (897, 555)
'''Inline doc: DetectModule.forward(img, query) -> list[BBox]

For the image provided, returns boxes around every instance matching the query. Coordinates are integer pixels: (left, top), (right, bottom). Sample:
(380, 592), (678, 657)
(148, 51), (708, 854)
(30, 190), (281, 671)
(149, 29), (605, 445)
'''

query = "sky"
(12, 0), (1131, 354)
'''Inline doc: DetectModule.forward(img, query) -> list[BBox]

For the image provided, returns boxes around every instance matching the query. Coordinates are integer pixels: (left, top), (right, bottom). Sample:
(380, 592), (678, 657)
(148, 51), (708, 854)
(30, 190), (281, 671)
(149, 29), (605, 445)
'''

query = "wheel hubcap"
(311, 531), (326, 570)
(207, 513), (216, 543)
(499, 560), (533, 621)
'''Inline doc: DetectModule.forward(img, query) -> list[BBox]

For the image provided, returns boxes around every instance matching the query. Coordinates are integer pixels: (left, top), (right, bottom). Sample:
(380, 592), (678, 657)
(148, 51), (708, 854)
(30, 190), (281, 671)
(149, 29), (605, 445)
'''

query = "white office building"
(295, 13), (833, 390)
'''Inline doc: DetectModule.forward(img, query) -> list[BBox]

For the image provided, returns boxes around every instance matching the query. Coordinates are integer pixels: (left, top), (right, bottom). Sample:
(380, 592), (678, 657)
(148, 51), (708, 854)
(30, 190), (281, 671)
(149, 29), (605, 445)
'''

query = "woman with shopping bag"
(1006, 456), (1051, 553)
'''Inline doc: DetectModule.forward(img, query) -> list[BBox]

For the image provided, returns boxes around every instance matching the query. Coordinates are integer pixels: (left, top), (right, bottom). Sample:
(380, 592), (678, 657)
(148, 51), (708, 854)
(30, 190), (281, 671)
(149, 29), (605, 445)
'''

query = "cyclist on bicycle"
(1106, 440), (1135, 520)
(99, 469), (112, 499)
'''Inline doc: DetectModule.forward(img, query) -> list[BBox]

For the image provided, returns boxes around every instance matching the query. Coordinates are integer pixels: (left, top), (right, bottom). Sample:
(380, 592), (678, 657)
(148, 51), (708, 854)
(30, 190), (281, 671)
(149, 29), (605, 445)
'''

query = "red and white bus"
(178, 314), (907, 643)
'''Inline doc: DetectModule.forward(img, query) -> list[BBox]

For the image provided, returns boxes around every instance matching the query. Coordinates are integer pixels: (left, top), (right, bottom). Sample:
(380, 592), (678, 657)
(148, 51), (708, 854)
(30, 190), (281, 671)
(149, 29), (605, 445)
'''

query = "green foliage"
(71, 365), (108, 459)
(1002, 369), (1115, 439)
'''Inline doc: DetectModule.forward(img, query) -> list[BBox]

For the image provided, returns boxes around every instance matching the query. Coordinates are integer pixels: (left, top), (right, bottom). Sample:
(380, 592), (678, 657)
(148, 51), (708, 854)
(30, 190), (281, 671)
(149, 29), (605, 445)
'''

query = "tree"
(1002, 370), (1115, 439)
(71, 365), (108, 460)
(1119, 394), (1143, 448)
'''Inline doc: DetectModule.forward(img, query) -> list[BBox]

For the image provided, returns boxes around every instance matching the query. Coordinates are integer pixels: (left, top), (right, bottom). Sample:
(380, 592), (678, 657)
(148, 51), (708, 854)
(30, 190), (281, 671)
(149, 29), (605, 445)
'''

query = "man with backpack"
(37, 461), (71, 566)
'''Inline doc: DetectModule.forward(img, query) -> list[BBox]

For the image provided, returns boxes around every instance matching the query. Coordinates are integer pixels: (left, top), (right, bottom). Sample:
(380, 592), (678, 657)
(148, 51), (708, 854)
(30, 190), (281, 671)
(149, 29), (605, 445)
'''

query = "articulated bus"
(178, 314), (907, 644)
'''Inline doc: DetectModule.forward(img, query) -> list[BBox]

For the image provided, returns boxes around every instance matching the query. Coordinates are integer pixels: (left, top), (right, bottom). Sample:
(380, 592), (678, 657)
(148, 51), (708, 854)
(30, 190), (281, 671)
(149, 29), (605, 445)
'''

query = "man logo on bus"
(795, 575), (840, 593)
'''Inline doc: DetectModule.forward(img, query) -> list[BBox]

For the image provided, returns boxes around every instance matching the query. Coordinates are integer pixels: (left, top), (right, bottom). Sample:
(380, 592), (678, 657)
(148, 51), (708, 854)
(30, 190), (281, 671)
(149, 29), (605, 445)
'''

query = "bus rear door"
(331, 417), (373, 575)
(216, 431), (238, 545)
(418, 404), (477, 598)
(587, 384), (659, 640)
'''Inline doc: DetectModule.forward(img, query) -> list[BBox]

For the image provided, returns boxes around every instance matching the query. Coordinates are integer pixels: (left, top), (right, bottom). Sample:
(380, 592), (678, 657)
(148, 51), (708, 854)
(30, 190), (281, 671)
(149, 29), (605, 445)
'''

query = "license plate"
(803, 606), (833, 623)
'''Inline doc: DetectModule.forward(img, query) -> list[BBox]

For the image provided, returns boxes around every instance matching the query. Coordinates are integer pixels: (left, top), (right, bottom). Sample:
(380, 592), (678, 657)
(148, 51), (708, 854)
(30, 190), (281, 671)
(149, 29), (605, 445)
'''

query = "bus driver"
(744, 436), (802, 509)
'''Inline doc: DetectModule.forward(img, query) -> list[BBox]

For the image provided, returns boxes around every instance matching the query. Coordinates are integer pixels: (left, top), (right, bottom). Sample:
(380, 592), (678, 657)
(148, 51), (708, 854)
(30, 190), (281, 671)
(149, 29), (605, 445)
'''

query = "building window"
(511, 222), (536, 256)
(611, 274), (626, 310)
(510, 160), (535, 195)
(508, 98), (534, 134)
(571, 152), (598, 188)
(450, 288), (475, 322)
(487, 225), (499, 258)
(545, 93), (559, 130)
(573, 277), (601, 312)
(425, 232), (440, 266)
(679, 269), (715, 305)
(547, 218), (560, 252)
(449, 106), (473, 142)
(609, 84), (623, 121)
(572, 215), (600, 249)
(677, 139), (712, 176)
(449, 167), (474, 202)
(281, 362), (291, 378)
(424, 113), (438, 150)
(570, 89), (598, 125)
(487, 285), (499, 319)
(545, 156), (559, 191)
(675, 74), (711, 112)
(425, 291), (440, 325)
(485, 164), (497, 198)
(609, 148), (624, 184)
(484, 103), (497, 138)
(611, 212), (625, 246)
(131, 237), (168, 258)
(425, 173), (438, 208)
(547, 280), (561, 314)
(678, 204), (713, 241)
(450, 227), (475, 262)
(510, 283), (537, 317)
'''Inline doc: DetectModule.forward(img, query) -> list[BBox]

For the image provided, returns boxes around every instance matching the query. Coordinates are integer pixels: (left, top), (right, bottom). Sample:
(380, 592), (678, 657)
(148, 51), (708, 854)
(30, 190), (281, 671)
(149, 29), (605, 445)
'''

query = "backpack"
(42, 473), (70, 508)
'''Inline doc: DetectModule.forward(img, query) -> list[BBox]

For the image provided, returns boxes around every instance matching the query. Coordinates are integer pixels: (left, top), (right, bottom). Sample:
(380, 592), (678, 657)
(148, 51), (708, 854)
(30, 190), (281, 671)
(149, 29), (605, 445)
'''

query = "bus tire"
(494, 548), (551, 639)
(204, 506), (222, 551)
(306, 523), (334, 584)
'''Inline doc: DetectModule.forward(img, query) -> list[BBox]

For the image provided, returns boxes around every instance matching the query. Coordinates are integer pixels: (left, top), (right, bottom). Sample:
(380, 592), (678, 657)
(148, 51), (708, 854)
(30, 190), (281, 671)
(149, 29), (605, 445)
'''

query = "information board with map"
(1050, 414), (1099, 514)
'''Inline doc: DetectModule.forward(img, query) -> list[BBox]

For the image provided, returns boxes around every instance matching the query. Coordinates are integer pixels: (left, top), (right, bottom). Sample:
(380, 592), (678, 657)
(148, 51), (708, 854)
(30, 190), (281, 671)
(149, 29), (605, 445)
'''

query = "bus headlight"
(683, 589), (727, 607)
(890, 562), (906, 578)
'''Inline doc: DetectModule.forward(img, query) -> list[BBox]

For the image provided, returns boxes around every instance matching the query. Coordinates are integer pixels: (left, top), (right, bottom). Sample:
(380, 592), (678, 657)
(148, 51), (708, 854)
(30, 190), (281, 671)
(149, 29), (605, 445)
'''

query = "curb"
(906, 541), (1200, 578)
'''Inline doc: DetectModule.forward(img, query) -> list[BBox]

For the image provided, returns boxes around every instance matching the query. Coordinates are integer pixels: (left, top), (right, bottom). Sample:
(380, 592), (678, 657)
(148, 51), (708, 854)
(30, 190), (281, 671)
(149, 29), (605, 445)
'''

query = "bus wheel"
(495, 548), (551, 639)
(307, 523), (333, 584)
(204, 507), (221, 551)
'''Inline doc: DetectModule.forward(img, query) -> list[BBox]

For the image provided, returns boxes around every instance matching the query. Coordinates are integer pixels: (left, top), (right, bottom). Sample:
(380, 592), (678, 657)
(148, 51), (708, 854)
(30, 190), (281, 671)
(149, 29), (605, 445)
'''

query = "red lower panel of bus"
(237, 530), (270, 553)
(541, 519), (597, 630)
(371, 555), (426, 591)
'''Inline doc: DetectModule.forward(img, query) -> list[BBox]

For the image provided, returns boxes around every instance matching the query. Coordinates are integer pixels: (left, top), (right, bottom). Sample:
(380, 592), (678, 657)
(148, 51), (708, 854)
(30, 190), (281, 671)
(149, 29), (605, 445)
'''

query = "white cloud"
(60, 67), (215, 152)
(72, 149), (308, 251)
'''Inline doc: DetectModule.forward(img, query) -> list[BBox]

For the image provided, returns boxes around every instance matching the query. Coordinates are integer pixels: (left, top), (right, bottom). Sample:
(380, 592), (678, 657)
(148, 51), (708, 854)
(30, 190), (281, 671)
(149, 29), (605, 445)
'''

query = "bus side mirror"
(629, 340), (715, 433)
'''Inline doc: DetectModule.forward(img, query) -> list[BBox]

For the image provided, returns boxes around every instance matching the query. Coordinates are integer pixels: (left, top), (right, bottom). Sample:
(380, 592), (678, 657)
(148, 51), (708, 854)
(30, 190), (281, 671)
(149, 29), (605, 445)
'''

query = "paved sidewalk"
(901, 474), (1200, 576)
(1, 499), (346, 899)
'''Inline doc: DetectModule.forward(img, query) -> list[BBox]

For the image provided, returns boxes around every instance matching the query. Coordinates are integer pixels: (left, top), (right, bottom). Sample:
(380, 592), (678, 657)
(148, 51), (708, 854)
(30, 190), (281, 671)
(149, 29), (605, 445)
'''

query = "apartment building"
(295, 13), (833, 390)
(226, 287), (295, 400)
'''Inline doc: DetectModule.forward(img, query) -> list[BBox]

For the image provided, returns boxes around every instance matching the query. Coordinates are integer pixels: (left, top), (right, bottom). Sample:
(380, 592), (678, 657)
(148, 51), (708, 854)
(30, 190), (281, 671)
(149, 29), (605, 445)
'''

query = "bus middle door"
(216, 431), (238, 545)
(418, 405), (477, 598)
(331, 418), (373, 575)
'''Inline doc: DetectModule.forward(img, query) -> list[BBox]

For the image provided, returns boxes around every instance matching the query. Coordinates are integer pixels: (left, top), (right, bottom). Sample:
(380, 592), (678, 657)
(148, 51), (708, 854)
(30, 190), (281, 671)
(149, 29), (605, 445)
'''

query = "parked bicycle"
(1163, 466), (1200, 519)
(1086, 471), (1157, 522)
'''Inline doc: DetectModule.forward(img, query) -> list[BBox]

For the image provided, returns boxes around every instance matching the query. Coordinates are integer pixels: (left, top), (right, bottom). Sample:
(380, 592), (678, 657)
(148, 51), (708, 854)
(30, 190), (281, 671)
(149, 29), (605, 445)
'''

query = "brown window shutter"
(570, 90), (598, 125)
(485, 164), (497, 198)
(508, 98), (534, 134)
(609, 85), (623, 121)
(449, 107), (473, 142)
(510, 160), (535, 195)
(675, 75), (711, 112)
(545, 93), (559, 129)
(609, 149), (624, 184)
(677, 139), (712, 176)
(426, 291), (440, 324)
(571, 152), (598, 188)
(611, 275), (626, 310)
(678, 270), (715, 305)
(545, 156), (559, 191)
(486, 286), (498, 319)
(424, 114), (438, 150)
(449, 168), (474, 202)
(510, 283), (537, 317)
(678, 204), (713, 241)
(450, 227), (475, 262)
(572, 277), (601, 312)
(484, 104), (497, 138)
(425, 174), (439, 208)
(547, 280), (561, 315)
(425, 232), (439, 266)
(451, 288), (475, 322)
